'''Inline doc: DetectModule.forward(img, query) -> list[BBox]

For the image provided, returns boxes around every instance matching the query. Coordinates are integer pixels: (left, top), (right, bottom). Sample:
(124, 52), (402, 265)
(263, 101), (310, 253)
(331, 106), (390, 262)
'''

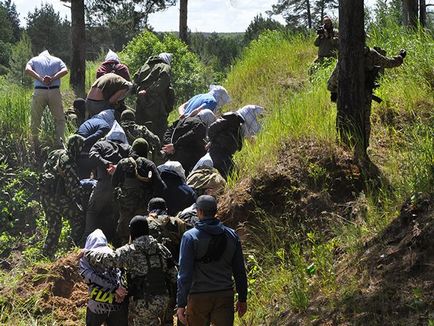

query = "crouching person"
(80, 229), (128, 326)
(83, 216), (177, 326)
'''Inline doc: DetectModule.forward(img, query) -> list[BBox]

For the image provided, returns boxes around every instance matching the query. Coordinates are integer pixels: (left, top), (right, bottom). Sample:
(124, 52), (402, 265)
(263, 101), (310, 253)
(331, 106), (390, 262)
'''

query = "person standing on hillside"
(25, 50), (68, 153)
(327, 46), (406, 157)
(314, 16), (339, 63)
(120, 109), (161, 159)
(134, 53), (175, 141)
(176, 195), (248, 325)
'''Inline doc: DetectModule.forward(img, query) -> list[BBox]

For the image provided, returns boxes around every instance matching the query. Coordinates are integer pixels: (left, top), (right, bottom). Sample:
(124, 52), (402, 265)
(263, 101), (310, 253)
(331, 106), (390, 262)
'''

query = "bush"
(121, 31), (212, 104)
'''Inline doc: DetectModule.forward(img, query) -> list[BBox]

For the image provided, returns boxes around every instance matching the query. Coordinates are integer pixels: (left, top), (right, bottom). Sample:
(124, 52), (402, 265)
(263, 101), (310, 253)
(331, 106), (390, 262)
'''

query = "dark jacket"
(89, 140), (131, 180)
(163, 117), (207, 174)
(177, 217), (248, 307)
(159, 169), (197, 216)
(112, 156), (166, 209)
(208, 112), (244, 156)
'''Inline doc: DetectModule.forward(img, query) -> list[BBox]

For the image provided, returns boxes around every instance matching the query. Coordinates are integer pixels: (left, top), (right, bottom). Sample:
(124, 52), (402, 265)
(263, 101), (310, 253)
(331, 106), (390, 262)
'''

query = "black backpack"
(196, 231), (227, 264)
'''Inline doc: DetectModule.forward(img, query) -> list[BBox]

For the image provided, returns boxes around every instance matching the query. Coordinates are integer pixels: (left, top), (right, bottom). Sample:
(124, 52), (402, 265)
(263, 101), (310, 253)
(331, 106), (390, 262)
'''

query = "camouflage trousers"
(41, 193), (85, 257)
(129, 294), (172, 326)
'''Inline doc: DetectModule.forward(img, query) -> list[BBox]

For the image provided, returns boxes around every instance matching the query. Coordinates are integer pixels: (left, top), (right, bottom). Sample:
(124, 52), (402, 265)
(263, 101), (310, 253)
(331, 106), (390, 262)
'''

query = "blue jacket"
(183, 93), (217, 116)
(176, 217), (247, 307)
(78, 117), (111, 152)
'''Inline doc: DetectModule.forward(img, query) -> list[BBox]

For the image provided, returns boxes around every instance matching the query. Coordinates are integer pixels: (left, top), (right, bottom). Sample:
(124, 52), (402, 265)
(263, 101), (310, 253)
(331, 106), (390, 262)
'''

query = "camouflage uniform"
(327, 47), (404, 150)
(147, 212), (189, 262)
(314, 28), (339, 62)
(40, 135), (85, 257)
(84, 235), (177, 326)
(134, 56), (175, 141)
(120, 110), (161, 160)
(113, 157), (166, 245)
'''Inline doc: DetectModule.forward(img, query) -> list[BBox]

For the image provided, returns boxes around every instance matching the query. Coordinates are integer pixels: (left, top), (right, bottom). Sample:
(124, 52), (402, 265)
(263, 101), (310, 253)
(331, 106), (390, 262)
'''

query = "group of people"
(27, 48), (264, 325)
(25, 14), (407, 324)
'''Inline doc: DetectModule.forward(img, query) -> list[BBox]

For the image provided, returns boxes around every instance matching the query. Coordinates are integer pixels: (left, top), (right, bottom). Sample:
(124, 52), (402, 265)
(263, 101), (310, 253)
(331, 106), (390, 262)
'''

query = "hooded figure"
(158, 52), (173, 65)
(106, 121), (129, 144)
(83, 128), (132, 244)
(179, 85), (231, 117)
(80, 229), (128, 325)
(83, 215), (177, 326)
(25, 49), (68, 151)
(204, 112), (245, 179)
(158, 161), (197, 216)
(236, 105), (264, 138)
(96, 50), (131, 81)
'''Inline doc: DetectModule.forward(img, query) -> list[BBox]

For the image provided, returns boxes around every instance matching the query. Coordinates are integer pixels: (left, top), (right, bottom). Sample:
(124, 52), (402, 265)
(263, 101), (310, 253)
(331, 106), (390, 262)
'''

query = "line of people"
(34, 49), (264, 325)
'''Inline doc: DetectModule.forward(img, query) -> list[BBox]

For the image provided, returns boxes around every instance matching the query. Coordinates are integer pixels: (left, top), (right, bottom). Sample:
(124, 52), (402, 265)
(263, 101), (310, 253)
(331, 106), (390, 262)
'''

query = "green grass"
(222, 25), (433, 325)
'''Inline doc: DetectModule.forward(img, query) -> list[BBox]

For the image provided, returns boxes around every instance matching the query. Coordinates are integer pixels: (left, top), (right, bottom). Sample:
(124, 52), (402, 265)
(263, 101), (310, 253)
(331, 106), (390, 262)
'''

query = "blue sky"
(13, 0), (432, 33)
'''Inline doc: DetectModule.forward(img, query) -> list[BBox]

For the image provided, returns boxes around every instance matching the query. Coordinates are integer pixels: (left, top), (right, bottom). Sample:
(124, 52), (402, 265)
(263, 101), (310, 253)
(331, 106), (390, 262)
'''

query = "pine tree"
(9, 32), (33, 87)
(269, 0), (338, 29)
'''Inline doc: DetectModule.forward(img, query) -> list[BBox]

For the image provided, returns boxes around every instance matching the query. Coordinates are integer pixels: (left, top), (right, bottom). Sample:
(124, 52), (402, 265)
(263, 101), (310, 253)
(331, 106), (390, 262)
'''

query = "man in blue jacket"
(176, 195), (248, 325)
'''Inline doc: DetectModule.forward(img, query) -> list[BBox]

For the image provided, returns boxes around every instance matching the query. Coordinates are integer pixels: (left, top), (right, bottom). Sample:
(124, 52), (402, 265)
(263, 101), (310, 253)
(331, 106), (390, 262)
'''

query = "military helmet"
(120, 109), (135, 121)
(132, 138), (149, 157)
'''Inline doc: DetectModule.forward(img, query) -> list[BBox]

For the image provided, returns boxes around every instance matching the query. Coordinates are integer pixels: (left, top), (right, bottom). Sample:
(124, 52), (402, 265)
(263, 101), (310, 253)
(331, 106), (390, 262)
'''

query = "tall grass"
(225, 31), (336, 184)
(0, 77), (32, 141)
(225, 24), (433, 325)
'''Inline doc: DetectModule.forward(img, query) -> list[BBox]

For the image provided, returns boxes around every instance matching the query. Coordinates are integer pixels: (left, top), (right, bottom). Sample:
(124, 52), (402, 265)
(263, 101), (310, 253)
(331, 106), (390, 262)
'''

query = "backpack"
(196, 231), (227, 264)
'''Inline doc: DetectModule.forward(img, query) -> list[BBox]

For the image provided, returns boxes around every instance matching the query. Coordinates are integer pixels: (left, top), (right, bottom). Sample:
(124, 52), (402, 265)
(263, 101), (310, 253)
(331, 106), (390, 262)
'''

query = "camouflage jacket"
(40, 149), (82, 202)
(327, 47), (403, 93)
(120, 120), (161, 150)
(85, 235), (177, 285)
(147, 212), (189, 261)
(314, 29), (339, 58)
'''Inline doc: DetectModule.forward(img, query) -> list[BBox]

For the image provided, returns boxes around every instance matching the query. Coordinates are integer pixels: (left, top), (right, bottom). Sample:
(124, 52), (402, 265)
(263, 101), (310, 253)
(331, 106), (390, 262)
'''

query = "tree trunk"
(403, 0), (418, 27)
(306, 0), (312, 28)
(402, 0), (409, 25)
(179, 0), (188, 44)
(70, 0), (86, 97)
(420, 0), (426, 27)
(337, 0), (365, 154)
(408, 0), (418, 27)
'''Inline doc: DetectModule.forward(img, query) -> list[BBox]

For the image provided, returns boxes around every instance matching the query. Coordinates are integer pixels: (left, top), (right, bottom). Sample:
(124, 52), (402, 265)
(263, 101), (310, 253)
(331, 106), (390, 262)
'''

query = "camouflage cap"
(66, 134), (85, 160)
